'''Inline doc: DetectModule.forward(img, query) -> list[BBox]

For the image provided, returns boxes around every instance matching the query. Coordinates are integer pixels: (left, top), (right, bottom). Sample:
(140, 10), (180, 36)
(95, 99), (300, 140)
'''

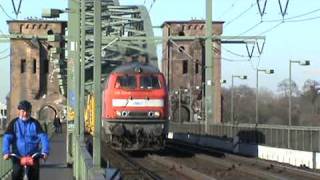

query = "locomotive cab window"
(115, 75), (137, 89)
(140, 75), (160, 89)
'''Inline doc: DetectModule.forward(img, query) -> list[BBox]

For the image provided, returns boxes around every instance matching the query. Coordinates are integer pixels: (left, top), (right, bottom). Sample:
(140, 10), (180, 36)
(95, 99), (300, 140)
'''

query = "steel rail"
(101, 142), (161, 180)
(168, 140), (320, 180)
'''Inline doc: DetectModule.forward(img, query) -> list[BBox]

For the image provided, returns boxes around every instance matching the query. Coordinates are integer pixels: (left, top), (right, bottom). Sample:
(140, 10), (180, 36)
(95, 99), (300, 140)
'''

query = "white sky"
(0, 0), (319, 102)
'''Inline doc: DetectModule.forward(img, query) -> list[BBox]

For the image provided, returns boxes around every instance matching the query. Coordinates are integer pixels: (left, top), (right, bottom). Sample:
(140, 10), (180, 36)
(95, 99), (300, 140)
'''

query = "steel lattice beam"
(82, 1), (158, 84)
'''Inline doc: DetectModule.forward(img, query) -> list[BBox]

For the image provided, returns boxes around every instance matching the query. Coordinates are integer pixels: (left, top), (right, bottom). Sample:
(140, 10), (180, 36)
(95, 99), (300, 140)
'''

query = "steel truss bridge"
(64, 1), (268, 178)
(4, 0), (316, 179)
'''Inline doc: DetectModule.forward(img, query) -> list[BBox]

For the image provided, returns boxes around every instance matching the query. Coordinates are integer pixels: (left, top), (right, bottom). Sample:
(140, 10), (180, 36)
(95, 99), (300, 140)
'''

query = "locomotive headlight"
(121, 111), (129, 117)
(116, 111), (121, 117)
(154, 111), (160, 118)
(148, 111), (160, 118)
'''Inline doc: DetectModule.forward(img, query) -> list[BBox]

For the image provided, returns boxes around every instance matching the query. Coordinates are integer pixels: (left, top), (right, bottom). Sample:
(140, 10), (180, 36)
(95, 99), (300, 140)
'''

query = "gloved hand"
(3, 154), (9, 160)
(42, 153), (48, 160)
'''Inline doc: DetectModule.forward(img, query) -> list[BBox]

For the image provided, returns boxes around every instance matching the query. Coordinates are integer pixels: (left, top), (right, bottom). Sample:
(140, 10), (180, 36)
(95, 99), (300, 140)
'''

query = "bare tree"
(301, 79), (319, 115)
(221, 80), (320, 126)
(277, 79), (299, 97)
(234, 85), (255, 124)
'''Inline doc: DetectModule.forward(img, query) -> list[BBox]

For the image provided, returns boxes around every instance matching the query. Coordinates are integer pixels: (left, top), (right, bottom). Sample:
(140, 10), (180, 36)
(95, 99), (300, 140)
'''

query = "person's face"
(18, 109), (31, 120)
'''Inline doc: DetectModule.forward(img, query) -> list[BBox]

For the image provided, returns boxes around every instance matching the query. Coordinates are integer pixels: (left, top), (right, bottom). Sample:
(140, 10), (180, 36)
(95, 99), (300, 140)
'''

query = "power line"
(233, 4), (320, 36)
(0, 54), (10, 60)
(0, 4), (14, 20)
(222, 46), (258, 58)
(238, 9), (320, 36)
(237, 21), (263, 36)
(286, 15), (320, 22)
(264, 8), (320, 22)
(223, 47), (245, 57)
(222, 57), (250, 62)
(241, 12), (319, 38)
(217, 0), (241, 19)
(258, 22), (283, 35)
(237, 8), (320, 36)
(148, 0), (156, 12)
(224, 2), (256, 29)
(0, 48), (9, 54)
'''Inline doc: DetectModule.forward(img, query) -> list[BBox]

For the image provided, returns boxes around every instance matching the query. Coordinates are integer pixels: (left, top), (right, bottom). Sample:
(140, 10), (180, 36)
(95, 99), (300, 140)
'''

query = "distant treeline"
(222, 79), (320, 126)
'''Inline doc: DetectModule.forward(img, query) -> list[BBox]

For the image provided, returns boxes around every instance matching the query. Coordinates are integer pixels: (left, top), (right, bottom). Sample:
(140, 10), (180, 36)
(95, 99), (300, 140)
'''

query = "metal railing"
(169, 122), (320, 152)
(0, 135), (13, 179)
(74, 138), (105, 180)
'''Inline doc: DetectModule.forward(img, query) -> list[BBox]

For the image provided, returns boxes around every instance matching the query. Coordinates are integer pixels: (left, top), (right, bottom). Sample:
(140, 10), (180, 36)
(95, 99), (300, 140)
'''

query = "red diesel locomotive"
(102, 62), (168, 150)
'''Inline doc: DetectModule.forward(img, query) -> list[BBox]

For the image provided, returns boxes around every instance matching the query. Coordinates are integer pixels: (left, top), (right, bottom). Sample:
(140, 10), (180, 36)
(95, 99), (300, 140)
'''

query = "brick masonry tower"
(7, 20), (67, 122)
(162, 20), (223, 123)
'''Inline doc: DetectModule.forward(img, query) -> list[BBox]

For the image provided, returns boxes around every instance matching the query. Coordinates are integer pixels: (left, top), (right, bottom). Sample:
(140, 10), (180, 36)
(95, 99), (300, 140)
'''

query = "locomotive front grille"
(116, 110), (160, 119)
(128, 111), (149, 117)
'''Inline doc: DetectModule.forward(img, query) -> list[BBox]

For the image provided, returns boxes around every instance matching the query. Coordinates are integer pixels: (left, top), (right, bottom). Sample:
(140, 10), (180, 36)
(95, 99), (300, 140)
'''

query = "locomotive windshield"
(114, 74), (161, 90)
(140, 75), (160, 89)
(115, 75), (137, 89)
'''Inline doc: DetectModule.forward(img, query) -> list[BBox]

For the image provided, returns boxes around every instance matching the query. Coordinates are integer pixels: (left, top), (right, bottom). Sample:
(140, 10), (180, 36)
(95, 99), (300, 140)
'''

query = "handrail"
(76, 139), (105, 180)
(0, 136), (13, 179)
(169, 122), (320, 152)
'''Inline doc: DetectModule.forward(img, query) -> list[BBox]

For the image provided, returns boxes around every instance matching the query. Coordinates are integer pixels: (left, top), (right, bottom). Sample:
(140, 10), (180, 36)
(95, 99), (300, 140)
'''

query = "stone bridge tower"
(162, 20), (223, 123)
(7, 20), (67, 122)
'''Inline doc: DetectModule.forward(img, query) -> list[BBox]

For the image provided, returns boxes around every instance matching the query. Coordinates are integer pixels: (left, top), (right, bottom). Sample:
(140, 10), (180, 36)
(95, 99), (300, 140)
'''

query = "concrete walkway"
(40, 126), (73, 180)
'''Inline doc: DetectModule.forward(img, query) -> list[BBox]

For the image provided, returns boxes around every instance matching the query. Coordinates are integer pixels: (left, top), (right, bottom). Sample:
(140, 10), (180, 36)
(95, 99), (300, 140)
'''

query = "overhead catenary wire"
(223, 46), (246, 57)
(238, 7), (320, 36)
(148, 0), (156, 12)
(222, 57), (250, 62)
(0, 54), (10, 60)
(0, 48), (9, 54)
(217, 0), (241, 20)
(263, 8), (320, 22)
(222, 46), (259, 58)
(0, 4), (14, 20)
(258, 21), (283, 35)
(286, 15), (320, 22)
(228, 0), (318, 37)
(224, 2), (256, 29)
(237, 21), (263, 36)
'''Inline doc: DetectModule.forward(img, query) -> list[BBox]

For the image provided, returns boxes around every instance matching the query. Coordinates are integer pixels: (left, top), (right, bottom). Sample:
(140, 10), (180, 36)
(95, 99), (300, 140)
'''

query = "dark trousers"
(55, 125), (62, 133)
(12, 159), (40, 180)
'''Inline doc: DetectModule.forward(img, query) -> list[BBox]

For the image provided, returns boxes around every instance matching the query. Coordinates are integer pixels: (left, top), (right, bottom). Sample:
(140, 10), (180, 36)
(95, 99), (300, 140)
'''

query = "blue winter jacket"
(2, 117), (50, 156)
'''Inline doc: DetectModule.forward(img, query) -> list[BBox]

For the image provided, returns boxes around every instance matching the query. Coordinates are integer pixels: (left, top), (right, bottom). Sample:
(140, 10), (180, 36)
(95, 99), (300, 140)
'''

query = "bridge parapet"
(169, 122), (320, 152)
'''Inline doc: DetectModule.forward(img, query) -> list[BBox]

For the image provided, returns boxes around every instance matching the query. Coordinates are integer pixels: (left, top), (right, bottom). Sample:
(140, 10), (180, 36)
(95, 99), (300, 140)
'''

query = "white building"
(0, 102), (7, 129)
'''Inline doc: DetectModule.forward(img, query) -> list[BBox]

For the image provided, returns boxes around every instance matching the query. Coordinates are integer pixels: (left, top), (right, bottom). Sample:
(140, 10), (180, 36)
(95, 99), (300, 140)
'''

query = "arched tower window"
(33, 59), (37, 73)
(182, 60), (188, 74)
(21, 59), (26, 73)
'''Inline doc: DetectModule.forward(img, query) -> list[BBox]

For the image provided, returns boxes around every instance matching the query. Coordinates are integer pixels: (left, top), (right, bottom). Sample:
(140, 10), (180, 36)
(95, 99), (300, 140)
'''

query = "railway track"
(101, 142), (160, 180)
(167, 140), (320, 180)
(101, 141), (203, 180)
(100, 139), (320, 180)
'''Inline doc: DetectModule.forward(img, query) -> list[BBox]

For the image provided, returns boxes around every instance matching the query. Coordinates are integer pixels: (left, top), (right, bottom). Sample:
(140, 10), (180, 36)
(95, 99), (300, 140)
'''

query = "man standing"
(53, 115), (62, 133)
(2, 100), (50, 180)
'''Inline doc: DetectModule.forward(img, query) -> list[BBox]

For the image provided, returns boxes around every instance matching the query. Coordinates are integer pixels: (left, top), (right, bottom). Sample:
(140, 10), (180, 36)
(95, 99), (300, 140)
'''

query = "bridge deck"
(40, 125), (73, 179)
